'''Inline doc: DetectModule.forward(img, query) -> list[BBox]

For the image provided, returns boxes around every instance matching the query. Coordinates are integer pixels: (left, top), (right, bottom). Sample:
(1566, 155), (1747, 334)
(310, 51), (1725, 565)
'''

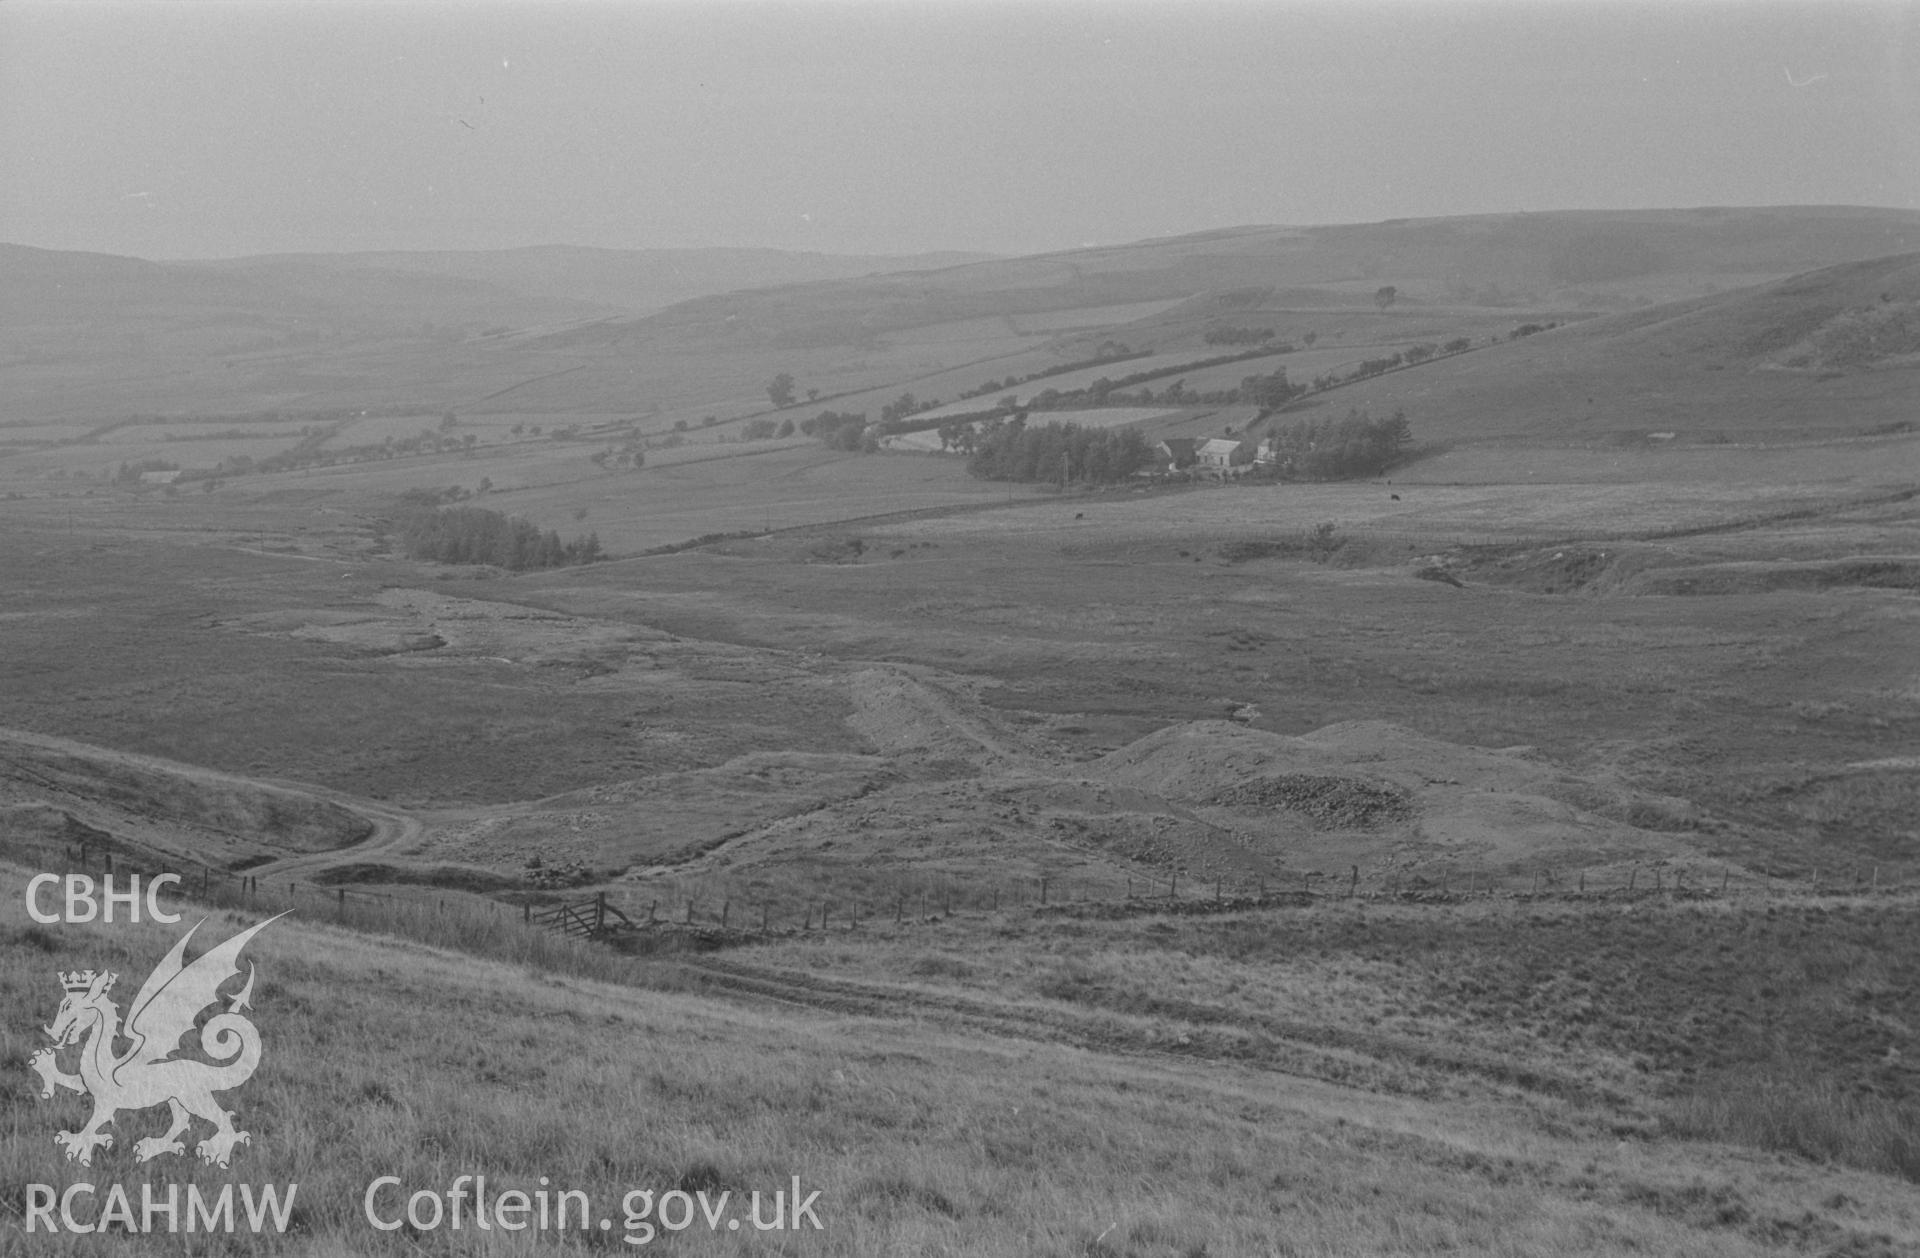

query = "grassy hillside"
(6, 870), (1919, 1255)
(346, 208), (1920, 428)
(580, 206), (1920, 350)
(6, 208), (1917, 429)
(1300, 252), (1920, 453)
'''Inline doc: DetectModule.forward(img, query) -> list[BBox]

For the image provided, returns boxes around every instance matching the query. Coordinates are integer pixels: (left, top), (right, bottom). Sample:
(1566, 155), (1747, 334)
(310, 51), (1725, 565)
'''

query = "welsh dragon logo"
(28, 913), (286, 1169)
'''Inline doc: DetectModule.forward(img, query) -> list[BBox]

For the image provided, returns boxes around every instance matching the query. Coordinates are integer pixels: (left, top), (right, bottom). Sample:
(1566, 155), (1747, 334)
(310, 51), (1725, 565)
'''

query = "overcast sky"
(2, 0), (1914, 261)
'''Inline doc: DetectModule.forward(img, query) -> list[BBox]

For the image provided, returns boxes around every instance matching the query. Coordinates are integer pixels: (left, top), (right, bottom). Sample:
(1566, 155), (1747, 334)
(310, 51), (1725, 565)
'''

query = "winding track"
(0, 725), (419, 882)
(239, 798), (419, 882)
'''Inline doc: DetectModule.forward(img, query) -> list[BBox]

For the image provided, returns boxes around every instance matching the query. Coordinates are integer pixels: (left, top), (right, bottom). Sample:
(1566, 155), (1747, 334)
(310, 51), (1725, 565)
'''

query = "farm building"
(1155, 438), (1198, 471)
(1196, 437), (1254, 470)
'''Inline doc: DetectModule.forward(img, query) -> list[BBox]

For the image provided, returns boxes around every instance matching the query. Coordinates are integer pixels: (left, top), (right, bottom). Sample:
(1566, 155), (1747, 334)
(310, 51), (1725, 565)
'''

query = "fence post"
(596, 892), (607, 934)
(523, 901), (531, 924)
(685, 899), (694, 924)
(337, 887), (346, 916)
(1169, 870), (1178, 899)
(1628, 867), (1637, 893)
(721, 900), (730, 929)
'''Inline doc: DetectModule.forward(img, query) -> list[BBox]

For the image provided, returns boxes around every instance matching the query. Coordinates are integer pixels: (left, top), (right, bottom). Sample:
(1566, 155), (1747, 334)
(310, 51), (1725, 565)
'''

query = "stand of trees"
(881, 393), (927, 424)
(800, 410), (872, 451)
(391, 495), (603, 570)
(1264, 409), (1411, 480)
(964, 417), (1153, 485)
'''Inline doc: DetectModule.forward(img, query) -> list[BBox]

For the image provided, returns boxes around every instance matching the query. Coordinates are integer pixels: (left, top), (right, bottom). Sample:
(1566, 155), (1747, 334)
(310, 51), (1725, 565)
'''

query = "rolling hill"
(5, 207), (1918, 427)
(196, 244), (998, 315)
(0, 242), (996, 419)
(0, 242), (601, 362)
(445, 206), (1920, 422)
(560, 205), (1920, 351)
(1282, 250), (1920, 451)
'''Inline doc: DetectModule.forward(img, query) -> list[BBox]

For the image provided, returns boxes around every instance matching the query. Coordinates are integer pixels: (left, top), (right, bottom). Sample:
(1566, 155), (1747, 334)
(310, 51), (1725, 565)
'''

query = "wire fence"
(15, 833), (414, 915)
(529, 858), (1911, 948)
(14, 828), (1910, 960)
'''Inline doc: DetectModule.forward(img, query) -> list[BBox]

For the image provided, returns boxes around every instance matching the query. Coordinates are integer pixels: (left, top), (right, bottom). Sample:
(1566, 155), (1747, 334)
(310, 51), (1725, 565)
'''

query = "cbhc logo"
(25, 874), (182, 924)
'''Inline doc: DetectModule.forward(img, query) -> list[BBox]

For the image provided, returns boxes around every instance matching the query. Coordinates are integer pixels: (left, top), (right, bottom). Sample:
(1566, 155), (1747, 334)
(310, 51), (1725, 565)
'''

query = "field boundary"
(21, 822), (1914, 968)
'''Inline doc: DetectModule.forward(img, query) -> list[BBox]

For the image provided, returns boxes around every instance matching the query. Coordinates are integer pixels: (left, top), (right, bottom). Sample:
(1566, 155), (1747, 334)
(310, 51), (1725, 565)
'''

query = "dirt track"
(239, 801), (420, 880)
(670, 952), (1626, 1111)
(0, 724), (419, 879)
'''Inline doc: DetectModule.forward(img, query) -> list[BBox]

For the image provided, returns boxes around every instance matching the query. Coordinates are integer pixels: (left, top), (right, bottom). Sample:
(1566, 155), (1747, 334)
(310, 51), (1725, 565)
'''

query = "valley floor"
(1, 422), (1916, 1256)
